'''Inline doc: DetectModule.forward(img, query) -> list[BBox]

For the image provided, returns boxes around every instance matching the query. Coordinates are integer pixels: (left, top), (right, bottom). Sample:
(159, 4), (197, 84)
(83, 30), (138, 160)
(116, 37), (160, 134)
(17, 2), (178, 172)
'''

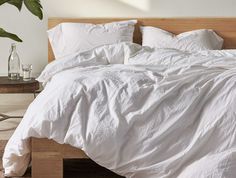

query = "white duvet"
(3, 43), (236, 178)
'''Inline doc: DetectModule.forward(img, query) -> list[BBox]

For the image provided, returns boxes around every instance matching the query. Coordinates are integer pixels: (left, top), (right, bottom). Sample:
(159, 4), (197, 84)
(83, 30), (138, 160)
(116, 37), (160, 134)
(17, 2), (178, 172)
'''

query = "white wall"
(0, 0), (236, 76)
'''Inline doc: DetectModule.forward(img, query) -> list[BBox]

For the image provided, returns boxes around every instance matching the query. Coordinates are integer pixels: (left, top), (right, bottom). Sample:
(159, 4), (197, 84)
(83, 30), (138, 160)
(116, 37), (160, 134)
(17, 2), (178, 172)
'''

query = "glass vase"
(8, 43), (20, 80)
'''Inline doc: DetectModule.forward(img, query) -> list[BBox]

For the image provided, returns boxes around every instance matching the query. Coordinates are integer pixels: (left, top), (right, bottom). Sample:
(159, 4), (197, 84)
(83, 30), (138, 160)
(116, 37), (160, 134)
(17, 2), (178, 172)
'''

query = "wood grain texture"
(32, 138), (88, 159)
(31, 138), (123, 178)
(32, 152), (63, 178)
(48, 18), (236, 62)
(0, 77), (39, 93)
(32, 138), (88, 178)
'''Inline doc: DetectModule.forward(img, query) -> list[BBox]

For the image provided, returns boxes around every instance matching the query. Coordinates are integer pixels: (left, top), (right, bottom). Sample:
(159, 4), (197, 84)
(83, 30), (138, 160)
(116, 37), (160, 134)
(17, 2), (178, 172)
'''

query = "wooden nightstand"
(0, 76), (40, 121)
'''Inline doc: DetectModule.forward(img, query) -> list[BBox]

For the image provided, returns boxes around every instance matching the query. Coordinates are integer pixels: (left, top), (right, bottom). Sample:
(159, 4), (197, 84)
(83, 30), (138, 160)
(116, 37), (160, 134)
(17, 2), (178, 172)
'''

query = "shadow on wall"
(116, 0), (151, 12)
(43, 0), (152, 17)
(44, 0), (236, 18)
(116, 0), (236, 17)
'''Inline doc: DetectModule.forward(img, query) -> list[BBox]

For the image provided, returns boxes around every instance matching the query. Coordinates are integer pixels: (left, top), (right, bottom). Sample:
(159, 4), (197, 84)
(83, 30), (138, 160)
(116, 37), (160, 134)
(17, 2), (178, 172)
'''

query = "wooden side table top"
(0, 76), (39, 93)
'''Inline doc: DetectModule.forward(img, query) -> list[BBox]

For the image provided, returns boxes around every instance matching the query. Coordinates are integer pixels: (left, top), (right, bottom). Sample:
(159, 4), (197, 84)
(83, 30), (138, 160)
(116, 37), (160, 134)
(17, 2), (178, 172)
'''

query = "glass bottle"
(8, 43), (20, 80)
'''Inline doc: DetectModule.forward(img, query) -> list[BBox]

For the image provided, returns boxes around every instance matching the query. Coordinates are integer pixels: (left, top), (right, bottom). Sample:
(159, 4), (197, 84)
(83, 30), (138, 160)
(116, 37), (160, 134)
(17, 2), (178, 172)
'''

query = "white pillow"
(48, 20), (137, 59)
(140, 26), (224, 51)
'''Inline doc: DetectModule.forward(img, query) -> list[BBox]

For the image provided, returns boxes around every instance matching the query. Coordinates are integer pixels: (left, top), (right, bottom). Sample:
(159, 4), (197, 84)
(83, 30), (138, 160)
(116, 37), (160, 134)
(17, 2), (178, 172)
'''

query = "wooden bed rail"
(31, 138), (88, 178)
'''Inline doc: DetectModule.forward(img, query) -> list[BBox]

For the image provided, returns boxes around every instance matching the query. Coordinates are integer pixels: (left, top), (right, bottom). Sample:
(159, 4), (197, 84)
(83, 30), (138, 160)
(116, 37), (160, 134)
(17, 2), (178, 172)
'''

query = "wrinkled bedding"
(3, 43), (236, 178)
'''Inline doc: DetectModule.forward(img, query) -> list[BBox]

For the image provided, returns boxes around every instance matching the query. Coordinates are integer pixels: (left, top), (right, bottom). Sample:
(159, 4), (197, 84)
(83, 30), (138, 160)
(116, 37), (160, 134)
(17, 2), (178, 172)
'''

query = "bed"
(5, 18), (236, 178)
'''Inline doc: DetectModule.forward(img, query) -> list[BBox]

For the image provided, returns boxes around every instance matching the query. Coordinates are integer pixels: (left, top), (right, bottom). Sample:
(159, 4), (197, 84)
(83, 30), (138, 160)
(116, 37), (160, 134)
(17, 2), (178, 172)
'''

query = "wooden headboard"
(48, 18), (236, 62)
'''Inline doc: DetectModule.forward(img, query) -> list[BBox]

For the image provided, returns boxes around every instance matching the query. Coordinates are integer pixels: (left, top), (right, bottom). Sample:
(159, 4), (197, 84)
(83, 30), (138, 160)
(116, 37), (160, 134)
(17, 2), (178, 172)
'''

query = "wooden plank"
(0, 77), (39, 93)
(48, 18), (236, 62)
(32, 138), (88, 159)
(31, 138), (89, 178)
(32, 152), (63, 178)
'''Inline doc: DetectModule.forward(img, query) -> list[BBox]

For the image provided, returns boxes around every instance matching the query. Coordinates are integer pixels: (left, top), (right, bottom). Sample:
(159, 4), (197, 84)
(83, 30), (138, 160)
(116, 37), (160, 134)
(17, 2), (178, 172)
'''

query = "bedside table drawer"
(0, 83), (39, 93)
(0, 77), (40, 93)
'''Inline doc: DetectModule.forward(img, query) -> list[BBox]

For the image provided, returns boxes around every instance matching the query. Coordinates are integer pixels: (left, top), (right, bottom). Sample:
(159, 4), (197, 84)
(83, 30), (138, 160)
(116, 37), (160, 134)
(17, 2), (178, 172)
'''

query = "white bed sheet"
(3, 43), (236, 178)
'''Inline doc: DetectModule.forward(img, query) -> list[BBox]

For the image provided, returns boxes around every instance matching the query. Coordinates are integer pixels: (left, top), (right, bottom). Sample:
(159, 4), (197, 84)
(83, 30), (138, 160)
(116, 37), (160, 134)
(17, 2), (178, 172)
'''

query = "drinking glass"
(22, 64), (32, 81)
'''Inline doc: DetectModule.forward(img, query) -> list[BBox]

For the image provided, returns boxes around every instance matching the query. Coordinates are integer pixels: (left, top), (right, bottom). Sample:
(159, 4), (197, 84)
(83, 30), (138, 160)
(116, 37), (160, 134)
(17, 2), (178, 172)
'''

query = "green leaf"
(0, 28), (22, 42)
(8, 0), (23, 11)
(0, 0), (23, 11)
(24, 0), (43, 20)
(0, 0), (10, 6)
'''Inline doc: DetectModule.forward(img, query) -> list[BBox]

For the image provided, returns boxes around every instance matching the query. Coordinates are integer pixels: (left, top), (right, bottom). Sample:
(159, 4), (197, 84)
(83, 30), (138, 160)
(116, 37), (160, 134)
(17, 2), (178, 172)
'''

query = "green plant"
(0, 0), (43, 42)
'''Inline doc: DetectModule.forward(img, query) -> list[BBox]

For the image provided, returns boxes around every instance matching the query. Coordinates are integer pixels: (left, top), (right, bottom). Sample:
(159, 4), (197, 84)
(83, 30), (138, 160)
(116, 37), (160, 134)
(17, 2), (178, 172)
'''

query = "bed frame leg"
(32, 152), (63, 178)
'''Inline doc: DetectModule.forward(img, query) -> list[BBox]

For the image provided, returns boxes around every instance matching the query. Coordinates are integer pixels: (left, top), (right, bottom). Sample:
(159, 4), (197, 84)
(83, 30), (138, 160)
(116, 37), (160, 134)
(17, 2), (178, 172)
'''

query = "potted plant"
(0, 0), (43, 42)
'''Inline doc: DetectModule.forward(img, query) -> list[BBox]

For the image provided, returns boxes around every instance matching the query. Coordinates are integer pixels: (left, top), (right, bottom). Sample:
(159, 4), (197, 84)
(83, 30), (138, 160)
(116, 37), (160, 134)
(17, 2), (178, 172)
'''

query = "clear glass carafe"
(8, 43), (20, 80)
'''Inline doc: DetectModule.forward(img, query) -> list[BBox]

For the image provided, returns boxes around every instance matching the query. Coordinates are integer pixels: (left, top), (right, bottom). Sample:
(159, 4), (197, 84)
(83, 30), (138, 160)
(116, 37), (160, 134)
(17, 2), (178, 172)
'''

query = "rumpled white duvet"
(3, 42), (236, 178)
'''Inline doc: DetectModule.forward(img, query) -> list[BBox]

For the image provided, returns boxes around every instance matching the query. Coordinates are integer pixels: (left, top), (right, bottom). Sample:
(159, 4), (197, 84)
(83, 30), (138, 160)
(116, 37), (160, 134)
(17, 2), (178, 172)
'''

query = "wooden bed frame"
(31, 18), (236, 178)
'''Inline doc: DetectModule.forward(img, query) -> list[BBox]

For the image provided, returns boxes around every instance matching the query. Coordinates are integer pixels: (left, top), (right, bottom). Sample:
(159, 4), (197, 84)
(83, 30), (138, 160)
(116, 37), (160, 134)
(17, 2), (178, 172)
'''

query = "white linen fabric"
(48, 20), (137, 59)
(3, 43), (236, 178)
(126, 47), (236, 66)
(141, 26), (224, 51)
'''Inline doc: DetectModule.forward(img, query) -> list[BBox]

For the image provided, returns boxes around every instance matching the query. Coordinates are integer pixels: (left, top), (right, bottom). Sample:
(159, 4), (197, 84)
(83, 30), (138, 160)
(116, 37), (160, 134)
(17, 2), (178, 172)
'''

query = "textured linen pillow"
(140, 26), (224, 51)
(48, 20), (137, 59)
